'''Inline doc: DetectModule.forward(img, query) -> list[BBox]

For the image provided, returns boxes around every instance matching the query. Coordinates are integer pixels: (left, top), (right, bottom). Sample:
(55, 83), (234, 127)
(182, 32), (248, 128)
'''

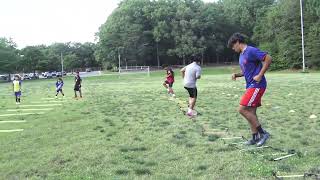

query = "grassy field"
(0, 67), (319, 179)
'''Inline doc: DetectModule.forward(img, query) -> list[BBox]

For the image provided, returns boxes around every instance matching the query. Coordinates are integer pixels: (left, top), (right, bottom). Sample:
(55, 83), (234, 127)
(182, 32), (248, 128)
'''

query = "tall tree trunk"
(201, 51), (204, 65)
(156, 42), (160, 68)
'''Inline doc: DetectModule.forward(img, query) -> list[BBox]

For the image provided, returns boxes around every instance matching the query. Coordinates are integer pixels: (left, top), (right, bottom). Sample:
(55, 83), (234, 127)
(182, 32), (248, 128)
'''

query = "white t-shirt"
(183, 62), (201, 88)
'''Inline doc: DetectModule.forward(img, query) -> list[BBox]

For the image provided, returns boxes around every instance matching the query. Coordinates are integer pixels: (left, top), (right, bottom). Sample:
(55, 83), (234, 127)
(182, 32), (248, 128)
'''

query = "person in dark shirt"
(74, 72), (82, 98)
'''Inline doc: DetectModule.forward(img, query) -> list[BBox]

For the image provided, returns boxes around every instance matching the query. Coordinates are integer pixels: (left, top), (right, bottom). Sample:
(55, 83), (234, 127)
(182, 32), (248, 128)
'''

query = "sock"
(257, 125), (265, 134)
(15, 97), (18, 102)
(188, 108), (192, 113)
(252, 133), (259, 140)
(18, 98), (20, 103)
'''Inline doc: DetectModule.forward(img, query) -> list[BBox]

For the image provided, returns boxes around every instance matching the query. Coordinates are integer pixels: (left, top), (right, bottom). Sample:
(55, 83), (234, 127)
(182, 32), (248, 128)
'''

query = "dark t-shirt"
(75, 75), (82, 86)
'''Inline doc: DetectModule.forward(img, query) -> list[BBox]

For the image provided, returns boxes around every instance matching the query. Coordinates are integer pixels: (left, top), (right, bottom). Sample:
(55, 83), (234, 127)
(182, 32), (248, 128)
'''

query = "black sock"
(15, 97), (18, 102)
(252, 133), (259, 140)
(18, 98), (20, 103)
(257, 125), (265, 134)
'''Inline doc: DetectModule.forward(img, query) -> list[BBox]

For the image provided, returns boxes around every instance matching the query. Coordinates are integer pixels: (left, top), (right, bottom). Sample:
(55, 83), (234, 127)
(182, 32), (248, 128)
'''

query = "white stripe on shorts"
(248, 88), (260, 106)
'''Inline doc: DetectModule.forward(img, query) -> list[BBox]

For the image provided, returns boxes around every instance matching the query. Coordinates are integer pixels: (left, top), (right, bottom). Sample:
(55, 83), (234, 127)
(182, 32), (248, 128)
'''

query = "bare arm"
(180, 67), (186, 78)
(254, 54), (272, 82)
(232, 72), (244, 80)
(196, 68), (201, 79)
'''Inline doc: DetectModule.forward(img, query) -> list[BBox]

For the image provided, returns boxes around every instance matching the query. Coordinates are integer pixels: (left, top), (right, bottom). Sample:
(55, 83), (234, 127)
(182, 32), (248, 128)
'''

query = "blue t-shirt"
(239, 46), (267, 89)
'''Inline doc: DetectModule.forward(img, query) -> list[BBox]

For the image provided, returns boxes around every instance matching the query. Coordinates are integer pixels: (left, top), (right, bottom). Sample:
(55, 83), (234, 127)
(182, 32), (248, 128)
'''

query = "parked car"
(56, 72), (62, 77)
(62, 71), (67, 76)
(43, 72), (52, 78)
(51, 71), (57, 77)
(85, 68), (92, 72)
(23, 74), (30, 80)
(0, 74), (8, 81)
(29, 73), (39, 79)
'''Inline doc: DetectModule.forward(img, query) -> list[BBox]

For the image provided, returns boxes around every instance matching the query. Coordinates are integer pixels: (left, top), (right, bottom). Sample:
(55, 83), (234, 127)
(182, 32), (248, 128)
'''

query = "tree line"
(1, 0), (319, 76)
(96, 0), (320, 70)
(0, 39), (99, 76)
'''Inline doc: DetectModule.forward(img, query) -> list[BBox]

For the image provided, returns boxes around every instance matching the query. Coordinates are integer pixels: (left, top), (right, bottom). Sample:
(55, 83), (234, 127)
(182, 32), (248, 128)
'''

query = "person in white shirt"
(180, 57), (202, 117)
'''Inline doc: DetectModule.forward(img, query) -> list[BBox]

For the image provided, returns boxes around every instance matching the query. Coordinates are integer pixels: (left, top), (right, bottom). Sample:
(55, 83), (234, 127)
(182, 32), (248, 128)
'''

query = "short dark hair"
(191, 55), (201, 62)
(227, 33), (246, 48)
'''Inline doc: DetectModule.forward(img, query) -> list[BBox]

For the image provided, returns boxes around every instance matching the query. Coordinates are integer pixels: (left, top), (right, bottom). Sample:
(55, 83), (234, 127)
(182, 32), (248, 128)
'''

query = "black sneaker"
(256, 132), (270, 147)
(244, 134), (260, 145)
(244, 138), (259, 145)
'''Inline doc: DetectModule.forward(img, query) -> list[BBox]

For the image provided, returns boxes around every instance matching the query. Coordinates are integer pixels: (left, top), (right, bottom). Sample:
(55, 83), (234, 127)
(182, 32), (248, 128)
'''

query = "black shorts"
(74, 85), (81, 91)
(184, 87), (197, 98)
(165, 81), (173, 88)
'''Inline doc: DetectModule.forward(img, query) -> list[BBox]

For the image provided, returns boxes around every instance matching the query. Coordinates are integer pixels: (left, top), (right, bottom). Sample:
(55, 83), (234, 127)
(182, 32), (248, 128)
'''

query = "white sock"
(188, 108), (192, 113)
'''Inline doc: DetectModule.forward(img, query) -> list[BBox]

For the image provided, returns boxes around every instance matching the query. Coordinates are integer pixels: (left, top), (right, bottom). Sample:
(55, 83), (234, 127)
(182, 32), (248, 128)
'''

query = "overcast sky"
(0, 0), (217, 48)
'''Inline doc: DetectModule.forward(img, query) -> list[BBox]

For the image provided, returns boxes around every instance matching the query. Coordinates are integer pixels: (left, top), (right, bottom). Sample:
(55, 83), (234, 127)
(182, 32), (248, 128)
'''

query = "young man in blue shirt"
(228, 33), (272, 146)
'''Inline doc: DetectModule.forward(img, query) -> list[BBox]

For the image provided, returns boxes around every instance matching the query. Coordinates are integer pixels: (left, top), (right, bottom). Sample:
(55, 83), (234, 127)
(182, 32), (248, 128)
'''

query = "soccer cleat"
(55, 96), (58, 99)
(172, 94), (176, 97)
(256, 132), (270, 147)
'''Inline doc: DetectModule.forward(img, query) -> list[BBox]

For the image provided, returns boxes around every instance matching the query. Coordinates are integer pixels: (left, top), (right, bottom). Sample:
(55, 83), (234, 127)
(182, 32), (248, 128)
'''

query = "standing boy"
(74, 72), (82, 98)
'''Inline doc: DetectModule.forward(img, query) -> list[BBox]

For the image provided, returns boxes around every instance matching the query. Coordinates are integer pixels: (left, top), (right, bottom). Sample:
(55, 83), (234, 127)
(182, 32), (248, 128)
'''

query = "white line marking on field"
(221, 137), (243, 140)
(0, 120), (26, 123)
(0, 112), (45, 117)
(19, 104), (62, 107)
(0, 129), (24, 132)
(41, 98), (55, 100)
(7, 108), (53, 112)
(273, 153), (296, 161)
(31, 101), (65, 103)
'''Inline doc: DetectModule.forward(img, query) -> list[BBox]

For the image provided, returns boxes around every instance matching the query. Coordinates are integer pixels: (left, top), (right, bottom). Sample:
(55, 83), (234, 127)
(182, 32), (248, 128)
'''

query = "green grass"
(0, 67), (319, 179)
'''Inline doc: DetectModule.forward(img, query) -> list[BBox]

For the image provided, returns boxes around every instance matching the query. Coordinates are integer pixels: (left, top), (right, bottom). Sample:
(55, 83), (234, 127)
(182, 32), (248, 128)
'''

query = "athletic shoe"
(55, 96), (58, 99)
(192, 110), (198, 116)
(172, 94), (176, 98)
(244, 134), (260, 145)
(244, 138), (259, 145)
(256, 132), (270, 147)
(186, 111), (193, 117)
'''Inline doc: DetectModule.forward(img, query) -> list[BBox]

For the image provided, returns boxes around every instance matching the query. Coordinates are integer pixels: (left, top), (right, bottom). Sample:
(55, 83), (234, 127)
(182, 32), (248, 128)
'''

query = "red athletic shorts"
(240, 88), (266, 107)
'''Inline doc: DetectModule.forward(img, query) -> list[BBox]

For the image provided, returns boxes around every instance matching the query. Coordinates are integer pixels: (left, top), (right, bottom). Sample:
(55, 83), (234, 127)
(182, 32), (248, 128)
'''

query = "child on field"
(55, 78), (65, 98)
(12, 75), (22, 104)
(163, 67), (175, 97)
